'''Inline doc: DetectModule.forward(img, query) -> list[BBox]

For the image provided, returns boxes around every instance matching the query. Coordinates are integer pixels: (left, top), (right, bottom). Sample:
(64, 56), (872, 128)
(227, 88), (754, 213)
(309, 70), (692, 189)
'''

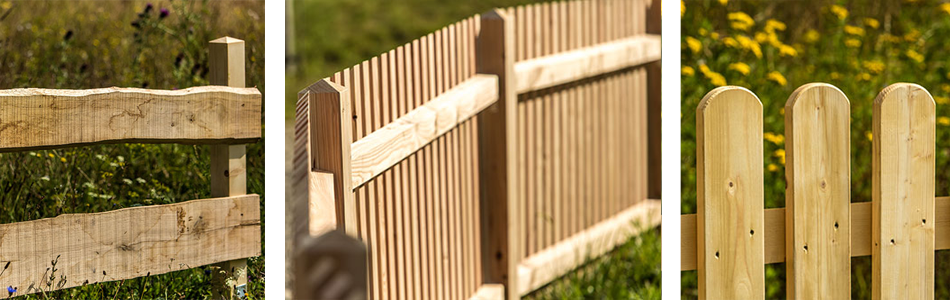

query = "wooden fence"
(0, 37), (262, 299)
(291, 0), (661, 299)
(681, 83), (941, 299)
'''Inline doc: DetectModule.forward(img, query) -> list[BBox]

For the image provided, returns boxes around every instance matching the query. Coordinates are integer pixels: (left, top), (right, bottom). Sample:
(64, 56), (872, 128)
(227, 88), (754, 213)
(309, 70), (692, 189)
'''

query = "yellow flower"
(767, 164), (779, 172)
(48, 153), (55, 158)
(686, 37), (702, 54)
(941, 3), (950, 15)
(755, 32), (768, 43)
(940, 117), (950, 126)
(774, 149), (786, 165)
(935, 96), (949, 104)
(699, 64), (727, 86)
(778, 44), (797, 57)
(942, 84), (950, 93)
(681, 0), (686, 17)
(0, 1), (10, 10)
(845, 38), (861, 48)
(764, 19), (786, 33)
(60, 157), (66, 163)
(844, 25), (865, 36)
(767, 71), (787, 86)
(863, 60), (885, 74)
(906, 49), (924, 63)
(728, 12), (755, 31)
(804, 30), (820, 43)
(719, 0), (728, 5)
(763, 132), (785, 145)
(735, 35), (763, 58)
(866, 131), (873, 141)
(682, 66), (695, 76)
(904, 29), (920, 41)
(858, 72), (872, 81)
(710, 32), (720, 40)
(728, 62), (751, 75)
(864, 18), (880, 29)
(699, 28), (708, 36)
(830, 72), (841, 79)
(830, 5), (848, 20)
(723, 36), (739, 48)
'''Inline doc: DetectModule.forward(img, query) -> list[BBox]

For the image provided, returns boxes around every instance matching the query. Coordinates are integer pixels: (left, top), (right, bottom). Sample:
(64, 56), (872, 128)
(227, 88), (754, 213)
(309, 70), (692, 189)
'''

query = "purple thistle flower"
(6, 286), (15, 294)
(144, 3), (153, 13)
(159, 8), (169, 19)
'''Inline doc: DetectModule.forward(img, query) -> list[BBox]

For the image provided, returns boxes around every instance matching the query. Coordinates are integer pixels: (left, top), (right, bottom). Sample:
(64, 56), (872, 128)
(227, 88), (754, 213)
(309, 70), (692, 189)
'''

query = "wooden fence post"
(209, 36), (250, 300)
(293, 230), (368, 299)
(646, 0), (661, 199)
(476, 8), (520, 300)
(785, 83), (851, 299)
(696, 86), (764, 299)
(872, 83), (935, 300)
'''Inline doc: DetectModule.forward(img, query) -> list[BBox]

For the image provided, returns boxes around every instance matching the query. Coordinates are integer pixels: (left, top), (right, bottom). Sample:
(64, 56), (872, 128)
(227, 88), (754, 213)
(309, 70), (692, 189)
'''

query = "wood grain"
(0, 195), (260, 298)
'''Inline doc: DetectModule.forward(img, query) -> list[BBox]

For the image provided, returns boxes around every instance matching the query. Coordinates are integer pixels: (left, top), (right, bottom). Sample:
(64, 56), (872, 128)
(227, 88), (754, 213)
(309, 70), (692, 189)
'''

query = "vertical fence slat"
(785, 83), (851, 300)
(696, 86), (764, 300)
(872, 83), (935, 300)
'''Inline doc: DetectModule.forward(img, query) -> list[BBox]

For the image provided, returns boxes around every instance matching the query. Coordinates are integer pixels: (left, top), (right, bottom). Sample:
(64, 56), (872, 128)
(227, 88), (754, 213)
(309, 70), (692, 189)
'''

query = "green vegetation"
(0, 1), (265, 298)
(681, 0), (950, 298)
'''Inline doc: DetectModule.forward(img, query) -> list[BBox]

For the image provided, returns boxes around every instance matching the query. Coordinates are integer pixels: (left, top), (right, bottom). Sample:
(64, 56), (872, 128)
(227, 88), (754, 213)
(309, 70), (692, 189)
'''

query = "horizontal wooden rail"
(513, 34), (660, 94)
(0, 86), (262, 152)
(0, 195), (261, 297)
(516, 199), (660, 296)
(681, 196), (950, 271)
(469, 284), (505, 300)
(349, 74), (499, 188)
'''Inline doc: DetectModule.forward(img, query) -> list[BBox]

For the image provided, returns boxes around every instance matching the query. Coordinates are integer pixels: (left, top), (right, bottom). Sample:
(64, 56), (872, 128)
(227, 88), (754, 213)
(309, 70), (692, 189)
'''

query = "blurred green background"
(287, 0), (660, 298)
(681, 0), (950, 298)
(0, 1), (265, 298)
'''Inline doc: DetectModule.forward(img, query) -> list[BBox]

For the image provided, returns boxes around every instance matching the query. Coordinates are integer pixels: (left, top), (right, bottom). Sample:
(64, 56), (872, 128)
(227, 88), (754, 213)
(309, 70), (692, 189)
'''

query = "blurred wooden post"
(476, 9), (519, 300)
(209, 36), (249, 300)
(293, 230), (368, 299)
(646, 0), (661, 199)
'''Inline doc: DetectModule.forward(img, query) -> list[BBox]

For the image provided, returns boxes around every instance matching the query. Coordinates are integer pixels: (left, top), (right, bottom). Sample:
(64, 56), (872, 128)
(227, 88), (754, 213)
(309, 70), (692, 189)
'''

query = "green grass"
(681, 0), (950, 298)
(0, 1), (265, 298)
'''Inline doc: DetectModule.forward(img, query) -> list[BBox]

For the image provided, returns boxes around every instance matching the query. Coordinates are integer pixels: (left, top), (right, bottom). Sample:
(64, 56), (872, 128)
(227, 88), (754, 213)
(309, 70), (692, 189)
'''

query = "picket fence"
(681, 83), (944, 299)
(290, 0), (661, 299)
(0, 37), (262, 299)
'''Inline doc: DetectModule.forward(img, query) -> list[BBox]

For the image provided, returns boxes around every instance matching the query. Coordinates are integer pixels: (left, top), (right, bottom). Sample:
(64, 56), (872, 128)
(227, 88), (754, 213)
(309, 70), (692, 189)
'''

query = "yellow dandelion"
(863, 60), (885, 74)
(845, 38), (861, 48)
(767, 71), (787, 86)
(699, 28), (708, 36)
(941, 3), (950, 15)
(935, 96), (949, 104)
(940, 117), (950, 126)
(804, 29), (820, 43)
(681, 0), (686, 17)
(36, 153), (41, 157)
(723, 36), (739, 48)
(858, 72), (872, 81)
(864, 18), (879, 29)
(844, 25), (865, 36)
(710, 32), (720, 40)
(685, 37), (702, 54)
(866, 131), (873, 141)
(778, 44), (797, 57)
(942, 84), (950, 93)
(780, 108), (785, 115)
(728, 12), (755, 31)
(906, 49), (924, 63)
(699, 64), (727, 86)
(728, 62), (751, 75)
(764, 19), (786, 33)
(767, 164), (779, 172)
(682, 66), (695, 76)
(60, 157), (66, 163)
(830, 5), (848, 20)
(48, 153), (55, 158)
(904, 29), (920, 41)
(719, 0), (728, 5)
(830, 72), (841, 79)
(763, 132), (785, 145)
(755, 32), (768, 43)
(774, 149), (786, 165)
(736, 35), (763, 58)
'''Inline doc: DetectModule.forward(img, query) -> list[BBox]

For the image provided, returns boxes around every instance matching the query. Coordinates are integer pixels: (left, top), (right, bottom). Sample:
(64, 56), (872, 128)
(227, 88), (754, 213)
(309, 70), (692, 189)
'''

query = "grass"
(681, 0), (950, 298)
(288, 0), (661, 299)
(0, 1), (265, 298)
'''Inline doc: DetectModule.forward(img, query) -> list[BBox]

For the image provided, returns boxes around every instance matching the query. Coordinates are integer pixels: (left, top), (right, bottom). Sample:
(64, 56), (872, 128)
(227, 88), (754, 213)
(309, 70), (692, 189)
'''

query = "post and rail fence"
(291, 0), (661, 299)
(0, 37), (262, 299)
(682, 83), (941, 299)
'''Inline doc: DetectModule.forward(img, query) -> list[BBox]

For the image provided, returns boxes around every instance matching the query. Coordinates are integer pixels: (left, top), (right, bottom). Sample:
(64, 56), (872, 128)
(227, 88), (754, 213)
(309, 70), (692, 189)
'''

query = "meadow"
(288, 0), (660, 298)
(681, 0), (950, 298)
(0, 1), (265, 298)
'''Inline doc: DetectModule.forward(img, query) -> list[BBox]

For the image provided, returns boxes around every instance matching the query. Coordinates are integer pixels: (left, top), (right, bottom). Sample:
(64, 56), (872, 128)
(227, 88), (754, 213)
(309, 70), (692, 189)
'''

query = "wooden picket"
(682, 82), (939, 300)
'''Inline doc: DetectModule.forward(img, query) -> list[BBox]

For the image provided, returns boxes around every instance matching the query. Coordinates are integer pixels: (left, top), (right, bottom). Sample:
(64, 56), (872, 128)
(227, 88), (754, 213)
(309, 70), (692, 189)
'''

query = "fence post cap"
(786, 83), (849, 109)
(875, 82), (934, 105)
(210, 36), (244, 44)
(697, 86), (761, 113)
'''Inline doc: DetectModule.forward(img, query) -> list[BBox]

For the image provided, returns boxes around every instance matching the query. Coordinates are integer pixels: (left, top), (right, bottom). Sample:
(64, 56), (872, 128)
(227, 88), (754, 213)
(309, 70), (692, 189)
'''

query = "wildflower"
(764, 19), (786, 33)
(863, 60), (885, 74)
(767, 164), (779, 172)
(844, 25), (865, 36)
(699, 64), (727, 86)
(941, 3), (950, 15)
(728, 62), (751, 75)
(755, 32), (768, 43)
(803, 30), (820, 43)
(723, 36), (739, 48)
(48, 153), (54, 158)
(830, 72), (841, 79)
(60, 157), (66, 163)
(939, 117), (950, 126)
(698, 28), (708, 36)
(685, 37), (702, 54)
(864, 18), (879, 29)
(936, 96), (949, 104)
(682, 66), (695, 76)
(774, 149), (786, 165)
(830, 5), (848, 20)
(763, 132), (784, 145)
(144, 3), (153, 13)
(778, 44), (797, 57)
(728, 12), (755, 31)
(858, 73), (872, 81)
(866, 132), (873, 141)
(942, 84), (950, 93)
(735, 35), (763, 58)
(767, 71), (787, 86)
(845, 38), (861, 48)
(906, 49), (924, 63)
(159, 8), (169, 19)
(681, 0), (685, 17)
(1, 2), (11, 10)
(710, 32), (720, 40)
(904, 29), (920, 41)
(719, 0), (727, 5)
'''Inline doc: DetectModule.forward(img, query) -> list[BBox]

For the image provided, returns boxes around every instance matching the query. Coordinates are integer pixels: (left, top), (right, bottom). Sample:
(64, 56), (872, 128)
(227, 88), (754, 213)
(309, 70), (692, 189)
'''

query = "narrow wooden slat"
(0, 195), (260, 298)
(785, 83), (851, 299)
(872, 83), (935, 300)
(696, 86), (764, 299)
(470, 284), (505, 300)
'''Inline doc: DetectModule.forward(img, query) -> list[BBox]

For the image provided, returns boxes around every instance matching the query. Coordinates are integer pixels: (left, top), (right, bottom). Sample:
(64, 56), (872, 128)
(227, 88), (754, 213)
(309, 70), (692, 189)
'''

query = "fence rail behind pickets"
(0, 37), (262, 299)
(292, 1), (661, 299)
(681, 82), (937, 299)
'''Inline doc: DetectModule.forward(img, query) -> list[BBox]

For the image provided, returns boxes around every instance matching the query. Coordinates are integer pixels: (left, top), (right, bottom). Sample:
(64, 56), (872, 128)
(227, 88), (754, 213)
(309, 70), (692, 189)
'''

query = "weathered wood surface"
(349, 74), (498, 188)
(0, 86), (261, 151)
(0, 195), (260, 298)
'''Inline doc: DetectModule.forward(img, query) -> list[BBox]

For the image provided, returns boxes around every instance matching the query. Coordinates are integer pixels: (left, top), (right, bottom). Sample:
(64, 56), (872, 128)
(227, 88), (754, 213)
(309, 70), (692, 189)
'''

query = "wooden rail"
(0, 86), (261, 151)
(0, 195), (260, 295)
